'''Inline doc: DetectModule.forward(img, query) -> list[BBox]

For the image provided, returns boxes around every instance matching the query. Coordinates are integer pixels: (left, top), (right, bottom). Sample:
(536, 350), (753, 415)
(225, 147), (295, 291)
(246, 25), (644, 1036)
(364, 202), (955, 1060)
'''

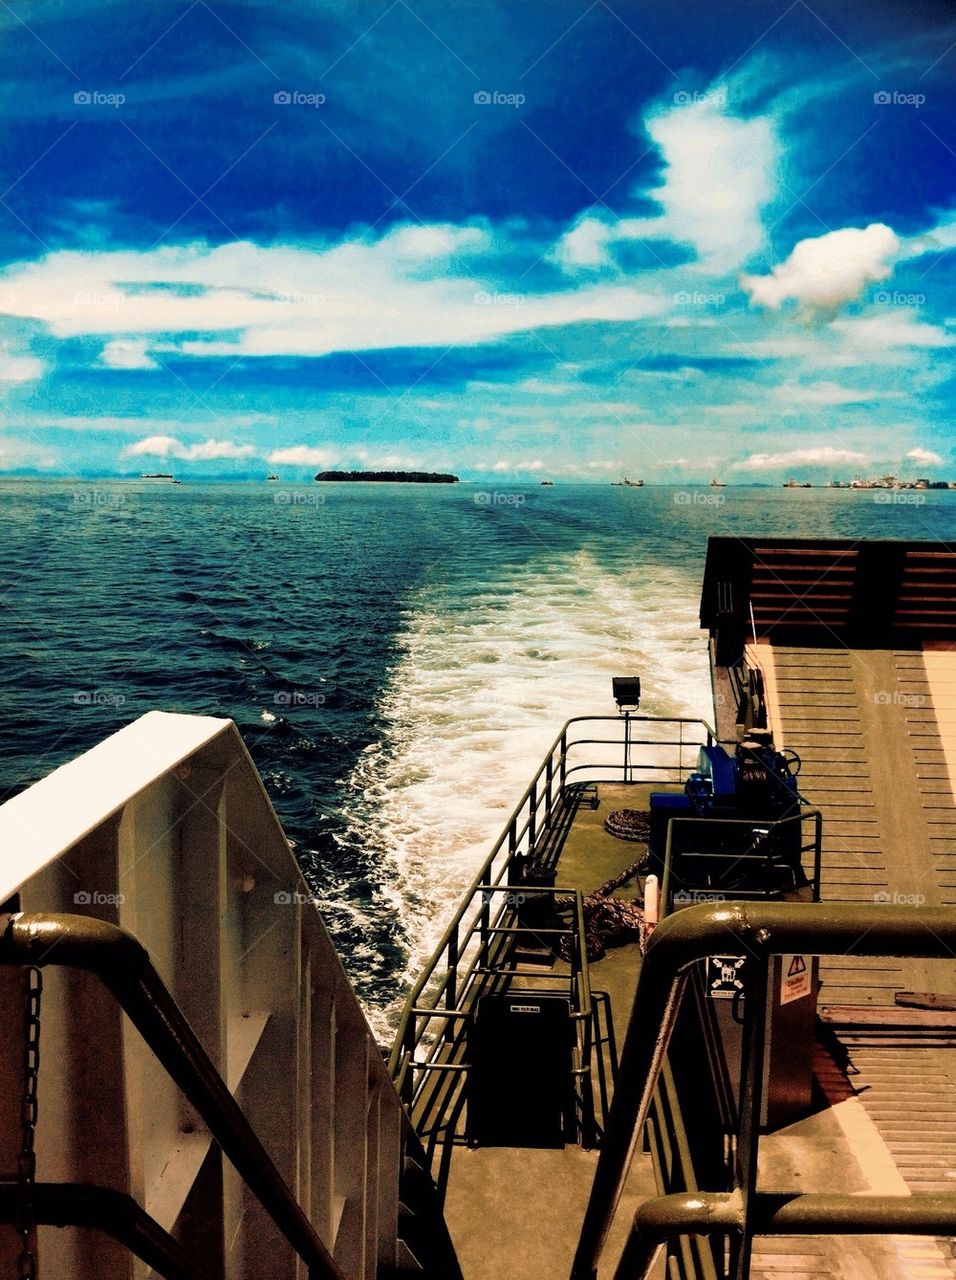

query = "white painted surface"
(0, 710), (229, 902)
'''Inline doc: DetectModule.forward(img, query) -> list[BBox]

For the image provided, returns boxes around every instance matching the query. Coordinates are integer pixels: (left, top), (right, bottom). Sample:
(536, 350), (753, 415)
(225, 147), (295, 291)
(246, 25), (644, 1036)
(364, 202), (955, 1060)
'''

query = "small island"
(313, 470), (459, 484)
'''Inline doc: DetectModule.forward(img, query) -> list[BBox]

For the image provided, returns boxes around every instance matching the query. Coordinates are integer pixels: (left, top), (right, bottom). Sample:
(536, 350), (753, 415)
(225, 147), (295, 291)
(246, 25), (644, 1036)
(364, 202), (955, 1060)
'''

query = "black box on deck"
(466, 992), (574, 1148)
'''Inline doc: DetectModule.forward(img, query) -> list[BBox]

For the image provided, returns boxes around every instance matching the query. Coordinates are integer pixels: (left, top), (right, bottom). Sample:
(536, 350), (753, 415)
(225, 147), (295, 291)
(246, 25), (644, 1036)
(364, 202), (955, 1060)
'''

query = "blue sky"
(0, 0), (953, 481)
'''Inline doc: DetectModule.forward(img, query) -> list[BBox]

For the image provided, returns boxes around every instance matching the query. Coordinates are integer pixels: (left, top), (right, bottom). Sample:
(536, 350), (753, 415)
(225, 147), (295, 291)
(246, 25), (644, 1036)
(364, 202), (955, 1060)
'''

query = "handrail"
(569, 900), (956, 1280)
(389, 714), (714, 1081)
(612, 1191), (956, 1280)
(659, 808), (823, 912)
(0, 913), (345, 1280)
(0, 1182), (214, 1280)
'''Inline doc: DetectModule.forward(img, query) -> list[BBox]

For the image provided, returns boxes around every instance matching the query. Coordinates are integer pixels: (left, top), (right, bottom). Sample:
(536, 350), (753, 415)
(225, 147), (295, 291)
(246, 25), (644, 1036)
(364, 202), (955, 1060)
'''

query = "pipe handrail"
(0, 913), (345, 1280)
(389, 714), (715, 1079)
(612, 1190), (956, 1280)
(659, 808), (824, 913)
(570, 900), (956, 1280)
(0, 1181), (214, 1280)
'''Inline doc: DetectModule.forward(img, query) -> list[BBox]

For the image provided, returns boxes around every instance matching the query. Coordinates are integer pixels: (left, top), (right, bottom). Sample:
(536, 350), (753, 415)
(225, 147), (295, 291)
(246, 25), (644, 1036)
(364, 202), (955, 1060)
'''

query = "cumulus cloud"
(741, 224), (899, 315)
(100, 338), (157, 369)
(554, 93), (778, 274)
(555, 218), (616, 270)
(906, 447), (944, 466)
(734, 446), (868, 472)
(122, 435), (256, 461)
(267, 445), (338, 467)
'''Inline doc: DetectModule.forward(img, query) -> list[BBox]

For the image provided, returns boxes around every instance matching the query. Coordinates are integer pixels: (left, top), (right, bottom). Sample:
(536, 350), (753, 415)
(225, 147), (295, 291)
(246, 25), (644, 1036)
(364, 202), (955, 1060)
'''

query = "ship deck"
(441, 642), (956, 1280)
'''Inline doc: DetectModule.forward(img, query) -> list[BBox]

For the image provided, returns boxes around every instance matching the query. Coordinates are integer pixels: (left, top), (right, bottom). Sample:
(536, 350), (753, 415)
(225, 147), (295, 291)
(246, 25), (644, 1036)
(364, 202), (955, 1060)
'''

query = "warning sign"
(780, 954), (812, 1005)
(706, 955), (747, 1000)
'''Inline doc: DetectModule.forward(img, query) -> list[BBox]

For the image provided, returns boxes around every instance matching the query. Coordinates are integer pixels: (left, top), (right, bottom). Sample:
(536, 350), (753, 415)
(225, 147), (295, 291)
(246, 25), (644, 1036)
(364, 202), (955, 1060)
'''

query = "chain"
(15, 966), (42, 1280)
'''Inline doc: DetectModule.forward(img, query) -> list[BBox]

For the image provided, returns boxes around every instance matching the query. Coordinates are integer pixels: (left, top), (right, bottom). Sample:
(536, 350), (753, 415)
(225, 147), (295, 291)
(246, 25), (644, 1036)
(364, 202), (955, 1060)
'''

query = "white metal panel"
(0, 710), (230, 902)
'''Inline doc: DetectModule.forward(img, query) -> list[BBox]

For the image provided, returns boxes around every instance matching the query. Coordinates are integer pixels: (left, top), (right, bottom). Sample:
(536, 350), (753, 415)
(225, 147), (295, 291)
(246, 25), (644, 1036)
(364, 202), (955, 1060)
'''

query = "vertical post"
(734, 956), (768, 1280)
(559, 729), (568, 793)
(446, 925), (458, 1012)
(400, 1013), (417, 1108)
(506, 823), (519, 886)
(529, 780), (537, 855)
(546, 754), (554, 827)
(623, 712), (630, 784)
(479, 887), (490, 971)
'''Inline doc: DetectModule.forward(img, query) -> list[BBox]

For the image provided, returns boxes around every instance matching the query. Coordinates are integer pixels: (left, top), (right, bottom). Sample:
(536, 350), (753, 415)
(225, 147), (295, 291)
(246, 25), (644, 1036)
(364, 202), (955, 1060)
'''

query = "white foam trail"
(341, 545), (712, 1039)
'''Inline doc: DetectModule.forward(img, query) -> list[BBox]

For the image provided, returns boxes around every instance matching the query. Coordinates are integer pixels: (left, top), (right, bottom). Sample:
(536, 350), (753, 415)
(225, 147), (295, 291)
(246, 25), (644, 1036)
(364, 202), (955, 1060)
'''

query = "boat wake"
(333, 545), (711, 1040)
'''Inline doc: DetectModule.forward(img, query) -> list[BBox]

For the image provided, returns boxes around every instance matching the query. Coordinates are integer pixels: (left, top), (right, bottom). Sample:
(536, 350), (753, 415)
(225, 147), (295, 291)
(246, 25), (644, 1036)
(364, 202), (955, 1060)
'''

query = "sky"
(0, 0), (953, 482)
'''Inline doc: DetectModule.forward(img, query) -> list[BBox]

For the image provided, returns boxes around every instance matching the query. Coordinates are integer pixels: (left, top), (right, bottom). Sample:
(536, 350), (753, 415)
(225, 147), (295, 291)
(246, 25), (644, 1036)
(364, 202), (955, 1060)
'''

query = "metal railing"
(641, 1061), (720, 1280)
(386, 711), (711, 1172)
(0, 1183), (212, 1280)
(659, 809), (824, 910)
(569, 901), (956, 1280)
(395, 884), (597, 1168)
(388, 716), (714, 1125)
(0, 912), (345, 1280)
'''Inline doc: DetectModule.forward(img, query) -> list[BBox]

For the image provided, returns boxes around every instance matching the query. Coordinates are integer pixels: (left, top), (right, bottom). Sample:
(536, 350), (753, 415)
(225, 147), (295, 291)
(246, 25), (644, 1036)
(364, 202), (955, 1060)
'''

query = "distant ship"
(140, 473), (176, 481)
(611, 477), (644, 487)
(710, 478), (726, 487)
(783, 479), (812, 488)
(266, 474), (278, 481)
(541, 479), (554, 486)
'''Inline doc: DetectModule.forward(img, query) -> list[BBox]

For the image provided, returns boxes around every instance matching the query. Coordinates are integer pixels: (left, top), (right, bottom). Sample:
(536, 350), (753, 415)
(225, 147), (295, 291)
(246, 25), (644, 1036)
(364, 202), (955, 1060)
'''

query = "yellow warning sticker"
(780, 953), (811, 1005)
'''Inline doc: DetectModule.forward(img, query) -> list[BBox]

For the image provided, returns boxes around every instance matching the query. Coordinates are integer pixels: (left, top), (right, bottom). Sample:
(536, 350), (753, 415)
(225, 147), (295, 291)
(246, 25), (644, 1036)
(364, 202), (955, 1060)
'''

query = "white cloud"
(514, 377), (581, 396)
(741, 224), (899, 315)
(267, 445), (338, 467)
(555, 218), (616, 270)
(898, 212), (956, 261)
(490, 458), (545, 474)
(770, 381), (884, 406)
(21, 413), (276, 433)
(100, 338), (157, 369)
(638, 97), (777, 272)
(906, 446), (944, 466)
(831, 310), (955, 351)
(0, 341), (45, 383)
(734, 446), (868, 472)
(554, 94), (778, 275)
(0, 437), (58, 468)
(0, 227), (667, 361)
(122, 435), (256, 461)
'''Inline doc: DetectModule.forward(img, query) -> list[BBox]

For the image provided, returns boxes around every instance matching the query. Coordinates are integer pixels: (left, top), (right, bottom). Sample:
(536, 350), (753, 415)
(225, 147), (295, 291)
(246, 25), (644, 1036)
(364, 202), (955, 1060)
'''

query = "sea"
(3, 478), (955, 1039)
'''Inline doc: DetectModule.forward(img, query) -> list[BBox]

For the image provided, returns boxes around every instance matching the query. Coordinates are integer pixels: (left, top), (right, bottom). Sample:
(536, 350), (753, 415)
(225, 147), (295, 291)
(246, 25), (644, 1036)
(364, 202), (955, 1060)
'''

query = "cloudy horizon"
(0, 0), (952, 482)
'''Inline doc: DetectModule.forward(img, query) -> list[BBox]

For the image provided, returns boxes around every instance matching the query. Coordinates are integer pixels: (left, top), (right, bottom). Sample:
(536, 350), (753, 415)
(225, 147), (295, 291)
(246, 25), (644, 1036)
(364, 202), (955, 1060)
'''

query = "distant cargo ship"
(140, 472), (176, 481)
(314, 470), (459, 483)
(611, 477), (644, 487)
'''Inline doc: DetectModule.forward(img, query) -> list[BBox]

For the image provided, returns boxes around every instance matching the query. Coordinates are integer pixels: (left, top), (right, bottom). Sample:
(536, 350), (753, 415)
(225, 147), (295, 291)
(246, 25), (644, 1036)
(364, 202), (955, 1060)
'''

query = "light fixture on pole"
(612, 677), (641, 783)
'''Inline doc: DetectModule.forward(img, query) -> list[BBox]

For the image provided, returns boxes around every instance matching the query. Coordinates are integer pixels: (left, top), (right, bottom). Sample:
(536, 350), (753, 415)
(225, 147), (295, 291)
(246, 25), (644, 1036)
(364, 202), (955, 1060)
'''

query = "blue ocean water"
(3, 478), (955, 1032)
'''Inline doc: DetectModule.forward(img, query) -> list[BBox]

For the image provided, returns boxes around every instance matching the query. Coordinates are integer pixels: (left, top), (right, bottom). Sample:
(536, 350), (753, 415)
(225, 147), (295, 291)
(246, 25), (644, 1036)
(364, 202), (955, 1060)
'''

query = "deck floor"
(443, 783), (664, 1280)
(443, 645), (956, 1278)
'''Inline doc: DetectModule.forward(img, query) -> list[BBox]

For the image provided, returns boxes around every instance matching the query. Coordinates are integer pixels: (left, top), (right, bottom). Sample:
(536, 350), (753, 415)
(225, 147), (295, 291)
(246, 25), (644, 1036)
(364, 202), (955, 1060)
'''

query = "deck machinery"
(1, 537), (956, 1280)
